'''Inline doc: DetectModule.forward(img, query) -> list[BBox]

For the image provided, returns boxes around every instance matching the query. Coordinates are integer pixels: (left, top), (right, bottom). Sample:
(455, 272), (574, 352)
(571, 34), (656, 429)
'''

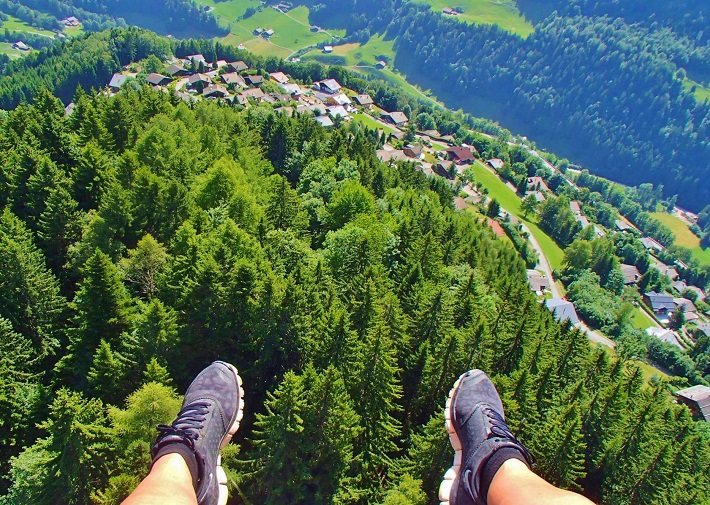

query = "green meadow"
(649, 211), (710, 266)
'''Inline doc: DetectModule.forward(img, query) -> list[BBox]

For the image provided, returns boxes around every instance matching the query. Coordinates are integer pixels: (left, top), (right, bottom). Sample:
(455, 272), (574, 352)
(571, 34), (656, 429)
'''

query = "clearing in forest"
(649, 211), (710, 266)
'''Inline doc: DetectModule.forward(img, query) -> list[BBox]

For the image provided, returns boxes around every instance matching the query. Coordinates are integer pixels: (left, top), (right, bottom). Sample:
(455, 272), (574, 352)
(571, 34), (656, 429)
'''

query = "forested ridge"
(306, 0), (710, 211)
(1, 53), (709, 505)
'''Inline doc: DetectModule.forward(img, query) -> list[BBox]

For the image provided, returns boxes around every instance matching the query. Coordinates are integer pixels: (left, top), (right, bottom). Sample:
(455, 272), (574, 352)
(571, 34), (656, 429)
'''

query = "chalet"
(188, 73), (211, 90)
(446, 146), (476, 164)
(434, 162), (454, 178)
(326, 105), (349, 118)
(620, 264), (641, 285)
(240, 87), (265, 100)
(253, 28), (264, 36)
(315, 115), (334, 127)
(545, 298), (580, 325)
(269, 71), (289, 84)
(146, 73), (171, 87)
(311, 25), (320, 32)
(166, 64), (189, 77)
(486, 158), (505, 171)
(61, 16), (79, 26)
(423, 129), (441, 138)
(526, 176), (550, 193)
(280, 83), (302, 96)
(12, 41), (29, 51)
(221, 73), (246, 87)
(381, 111), (409, 126)
(675, 385), (710, 422)
(233, 94), (249, 106)
(486, 219), (507, 238)
(327, 93), (351, 106)
(570, 201), (582, 215)
(646, 327), (683, 349)
(375, 60), (387, 69)
(615, 219), (632, 232)
(246, 75), (264, 86)
(644, 291), (675, 316)
(270, 92), (292, 103)
(314, 79), (342, 94)
(376, 149), (408, 162)
(108, 73), (128, 93)
(403, 145), (423, 159)
(229, 61), (249, 72)
(662, 266), (679, 281)
(454, 197), (468, 211)
(203, 84), (228, 99)
(527, 270), (551, 293)
(687, 286), (706, 302)
(264, 29), (275, 38)
(323, 45), (333, 53)
(674, 297), (697, 315)
(186, 54), (207, 66)
(640, 237), (665, 254)
(442, 7), (457, 15)
(672, 280), (688, 292)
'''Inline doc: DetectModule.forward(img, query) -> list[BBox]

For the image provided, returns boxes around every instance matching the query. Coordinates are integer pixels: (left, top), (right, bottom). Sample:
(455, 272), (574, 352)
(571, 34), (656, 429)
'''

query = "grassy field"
(684, 78), (710, 103)
(304, 34), (395, 66)
(409, 0), (534, 37)
(649, 211), (710, 265)
(352, 112), (395, 133)
(193, 1), (344, 57)
(630, 306), (656, 331)
(470, 161), (565, 270)
(0, 15), (56, 37)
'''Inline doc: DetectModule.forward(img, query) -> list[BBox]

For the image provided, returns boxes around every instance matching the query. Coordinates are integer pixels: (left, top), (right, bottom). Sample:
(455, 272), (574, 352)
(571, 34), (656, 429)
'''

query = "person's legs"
(439, 370), (594, 505)
(122, 361), (244, 505)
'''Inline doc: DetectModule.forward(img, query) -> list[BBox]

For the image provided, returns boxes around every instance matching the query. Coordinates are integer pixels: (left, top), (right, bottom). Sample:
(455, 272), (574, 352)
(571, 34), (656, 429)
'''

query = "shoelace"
(157, 402), (211, 451)
(483, 406), (533, 463)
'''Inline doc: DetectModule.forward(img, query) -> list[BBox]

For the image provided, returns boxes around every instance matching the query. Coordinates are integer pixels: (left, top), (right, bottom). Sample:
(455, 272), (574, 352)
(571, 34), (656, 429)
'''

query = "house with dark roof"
(12, 41), (29, 51)
(203, 84), (228, 99)
(445, 146), (476, 164)
(545, 298), (580, 325)
(640, 237), (665, 253)
(675, 385), (710, 422)
(240, 87), (266, 100)
(108, 73), (128, 92)
(246, 75), (264, 86)
(146, 73), (171, 87)
(166, 64), (188, 77)
(188, 73), (211, 91)
(526, 176), (550, 193)
(221, 72), (246, 87)
(620, 264), (641, 285)
(644, 291), (676, 315)
(229, 61), (249, 72)
(433, 162), (454, 179)
(381, 111), (408, 126)
(403, 145), (423, 159)
(354, 94), (373, 107)
(314, 79), (342, 94)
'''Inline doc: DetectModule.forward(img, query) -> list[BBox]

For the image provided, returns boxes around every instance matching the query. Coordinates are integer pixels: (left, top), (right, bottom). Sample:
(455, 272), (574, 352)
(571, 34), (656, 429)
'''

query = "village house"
(229, 61), (249, 73)
(314, 79), (342, 94)
(315, 115), (335, 127)
(545, 298), (581, 325)
(643, 291), (676, 322)
(221, 72), (246, 88)
(269, 71), (289, 84)
(570, 201), (582, 215)
(280, 83), (302, 96)
(486, 158), (505, 171)
(442, 7), (458, 15)
(640, 236), (665, 254)
(403, 145), (424, 159)
(12, 41), (29, 51)
(377, 149), (409, 163)
(203, 84), (228, 99)
(108, 73), (128, 93)
(615, 219), (632, 233)
(527, 270), (551, 293)
(433, 162), (454, 179)
(647, 327), (684, 349)
(166, 64), (189, 77)
(186, 54), (207, 66)
(675, 385), (710, 422)
(620, 264), (641, 285)
(246, 74), (264, 86)
(240, 87), (266, 101)
(672, 280), (688, 293)
(327, 93), (351, 106)
(526, 176), (550, 193)
(61, 16), (79, 26)
(375, 60), (387, 69)
(381, 111), (409, 126)
(674, 298), (699, 322)
(575, 215), (590, 228)
(531, 191), (546, 203)
(263, 29), (275, 38)
(146, 73), (171, 87)
(662, 265), (679, 281)
(326, 105), (349, 119)
(446, 146), (476, 164)
(323, 45), (333, 53)
(188, 73), (211, 91)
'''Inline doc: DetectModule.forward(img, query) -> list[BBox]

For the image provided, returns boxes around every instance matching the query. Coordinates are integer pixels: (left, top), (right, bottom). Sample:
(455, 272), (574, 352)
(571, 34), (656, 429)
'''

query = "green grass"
(63, 24), (85, 37)
(303, 34), (395, 66)
(0, 15), (56, 37)
(630, 306), (656, 331)
(408, 0), (534, 37)
(352, 112), (395, 133)
(649, 211), (710, 266)
(0, 41), (27, 58)
(684, 78), (710, 103)
(193, 1), (344, 56)
(471, 161), (565, 270)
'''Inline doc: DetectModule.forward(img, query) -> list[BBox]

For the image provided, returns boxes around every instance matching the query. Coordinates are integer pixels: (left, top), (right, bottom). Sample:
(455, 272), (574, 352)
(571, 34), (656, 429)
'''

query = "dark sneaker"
(151, 361), (244, 505)
(439, 370), (532, 505)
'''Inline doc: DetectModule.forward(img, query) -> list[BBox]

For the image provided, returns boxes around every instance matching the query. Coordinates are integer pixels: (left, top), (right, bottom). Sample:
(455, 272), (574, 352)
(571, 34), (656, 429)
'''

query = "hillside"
(1, 32), (710, 504)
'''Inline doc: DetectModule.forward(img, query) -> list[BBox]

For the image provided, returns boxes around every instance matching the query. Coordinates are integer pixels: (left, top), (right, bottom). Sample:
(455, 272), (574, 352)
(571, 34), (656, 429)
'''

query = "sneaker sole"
(216, 362), (244, 505)
(438, 370), (471, 505)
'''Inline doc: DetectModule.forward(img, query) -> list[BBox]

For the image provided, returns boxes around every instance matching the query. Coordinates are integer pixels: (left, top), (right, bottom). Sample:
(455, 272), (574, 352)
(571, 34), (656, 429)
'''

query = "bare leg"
(122, 453), (197, 505)
(488, 459), (594, 505)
